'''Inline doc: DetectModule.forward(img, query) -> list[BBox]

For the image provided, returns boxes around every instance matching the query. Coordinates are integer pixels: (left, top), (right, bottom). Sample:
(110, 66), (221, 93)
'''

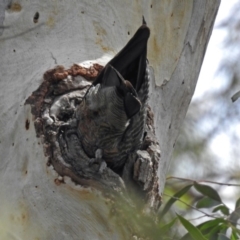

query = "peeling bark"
(25, 62), (161, 212)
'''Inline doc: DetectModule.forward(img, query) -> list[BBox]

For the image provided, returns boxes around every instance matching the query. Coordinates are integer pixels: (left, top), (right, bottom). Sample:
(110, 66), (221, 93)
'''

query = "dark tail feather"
(94, 21), (150, 92)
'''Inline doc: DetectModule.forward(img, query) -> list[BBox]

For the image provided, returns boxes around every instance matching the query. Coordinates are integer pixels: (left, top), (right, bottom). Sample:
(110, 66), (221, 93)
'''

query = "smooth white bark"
(0, 0), (220, 239)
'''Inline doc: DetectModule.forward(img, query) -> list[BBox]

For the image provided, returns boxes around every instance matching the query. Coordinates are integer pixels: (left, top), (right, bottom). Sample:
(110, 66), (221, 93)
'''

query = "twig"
(163, 193), (221, 220)
(166, 176), (240, 187)
(187, 214), (219, 221)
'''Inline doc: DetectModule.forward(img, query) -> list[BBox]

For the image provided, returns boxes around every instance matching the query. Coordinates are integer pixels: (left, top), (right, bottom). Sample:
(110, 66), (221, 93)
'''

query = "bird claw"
(89, 149), (107, 173)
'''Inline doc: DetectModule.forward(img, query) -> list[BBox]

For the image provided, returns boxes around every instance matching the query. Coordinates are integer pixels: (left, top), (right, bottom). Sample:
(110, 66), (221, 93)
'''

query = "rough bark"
(0, 0), (220, 239)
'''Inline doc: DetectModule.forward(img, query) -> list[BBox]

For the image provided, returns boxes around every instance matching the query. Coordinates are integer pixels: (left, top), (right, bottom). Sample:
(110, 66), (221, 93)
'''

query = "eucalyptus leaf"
(213, 205), (230, 215)
(218, 233), (230, 240)
(196, 196), (221, 209)
(198, 218), (227, 232)
(194, 182), (222, 203)
(159, 217), (177, 235)
(229, 207), (240, 226)
(160, 184), (192, 218)
(235, 198), (240, 209)
(177, 214), (207, 240)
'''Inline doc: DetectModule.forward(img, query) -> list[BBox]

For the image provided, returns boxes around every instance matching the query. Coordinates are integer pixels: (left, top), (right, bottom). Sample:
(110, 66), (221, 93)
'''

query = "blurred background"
(163, 0), (240, 233)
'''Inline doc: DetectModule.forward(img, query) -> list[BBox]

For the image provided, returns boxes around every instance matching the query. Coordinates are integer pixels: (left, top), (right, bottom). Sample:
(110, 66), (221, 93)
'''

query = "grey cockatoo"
(76, 19), (150, 172)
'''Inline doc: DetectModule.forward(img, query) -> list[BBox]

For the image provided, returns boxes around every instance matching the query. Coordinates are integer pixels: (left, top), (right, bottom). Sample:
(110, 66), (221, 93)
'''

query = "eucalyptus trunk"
(0, 0), (220, 239)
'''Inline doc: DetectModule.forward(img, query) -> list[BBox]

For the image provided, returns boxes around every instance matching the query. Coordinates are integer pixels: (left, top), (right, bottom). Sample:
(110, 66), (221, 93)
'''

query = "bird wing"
(93, 22), (150, 92)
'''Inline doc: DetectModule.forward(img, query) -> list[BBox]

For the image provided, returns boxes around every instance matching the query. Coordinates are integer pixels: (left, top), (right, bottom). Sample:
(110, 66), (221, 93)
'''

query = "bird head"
(100, 65), (142, 119)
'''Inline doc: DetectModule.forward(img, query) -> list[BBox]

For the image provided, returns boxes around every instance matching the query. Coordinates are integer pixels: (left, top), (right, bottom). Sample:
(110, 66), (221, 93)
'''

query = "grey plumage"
(76, 21), (150, 170)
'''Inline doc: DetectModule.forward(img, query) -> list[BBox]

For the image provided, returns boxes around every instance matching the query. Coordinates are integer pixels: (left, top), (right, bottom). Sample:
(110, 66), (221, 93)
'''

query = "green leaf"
(180, 233), (192, 240)
(198, 218), (227, 231)
(230, 225), (240, 235)
(194, 182), (222, 203)
(213, 205), (230, 215)
(159, 217), (177, 235)
(230, 234), (236, 240)
(204, 223), (227, 240)
(218, 234), (230, 240)
(229, 207), (240, 226)
(235, 198), (240, 209)
(230, 230), (238, 240)
(177, 214), (207, 240)
(180, 218), (226, 239)
(160, 184), (193, 218)
(196, 197), (221, 209)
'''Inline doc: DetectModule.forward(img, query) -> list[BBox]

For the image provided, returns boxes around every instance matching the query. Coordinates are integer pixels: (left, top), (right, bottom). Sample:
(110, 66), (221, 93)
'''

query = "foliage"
(157, 179), (240, 240)
(115, 179), (239, 239)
